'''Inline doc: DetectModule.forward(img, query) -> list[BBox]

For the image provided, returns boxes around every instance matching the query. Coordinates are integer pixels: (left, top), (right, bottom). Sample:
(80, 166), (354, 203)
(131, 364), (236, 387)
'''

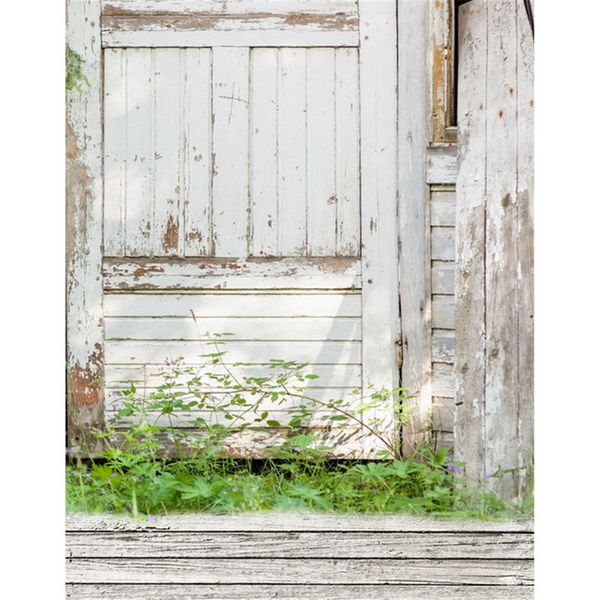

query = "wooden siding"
(66, 513), (534, 599)
(430, 184), (457, 453)
(455, 0), (534, 501)
(104, 47), (360, 258)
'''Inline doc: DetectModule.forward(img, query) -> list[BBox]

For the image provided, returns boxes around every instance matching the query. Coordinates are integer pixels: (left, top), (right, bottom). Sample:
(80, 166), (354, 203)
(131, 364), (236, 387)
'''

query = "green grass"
(66, 339), (532, 520)
(66, 448), (530, 519)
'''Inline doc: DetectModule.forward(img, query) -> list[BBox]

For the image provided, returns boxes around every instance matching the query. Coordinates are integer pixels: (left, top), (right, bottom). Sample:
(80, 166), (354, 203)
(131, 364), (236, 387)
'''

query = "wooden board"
(398, 0), (431, 455)
(101, 0), (360, 47)
(67, 0), (105, 452)
(67, 530), (532, 559)
(66, 584), (534, 600)
(455, 0), (534, 502)
(358, 0), (400, 456)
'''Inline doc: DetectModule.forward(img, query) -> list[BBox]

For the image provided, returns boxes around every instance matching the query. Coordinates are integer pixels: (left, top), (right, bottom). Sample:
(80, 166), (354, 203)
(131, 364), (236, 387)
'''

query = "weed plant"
(66, 331), (532, 519)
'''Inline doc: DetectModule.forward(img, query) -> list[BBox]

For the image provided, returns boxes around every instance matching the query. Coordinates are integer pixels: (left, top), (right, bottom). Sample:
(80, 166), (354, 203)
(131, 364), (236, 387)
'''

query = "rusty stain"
(68, 347), (104, 408)
(163, 215), (179, 251)
(529, 99), (534, 107)
(508, 87), (514, 96)
(185, 230), (203, 243)
(103, 11), (358, 32)
(132, 264), (165, 279)
(498, 109), (504, 118)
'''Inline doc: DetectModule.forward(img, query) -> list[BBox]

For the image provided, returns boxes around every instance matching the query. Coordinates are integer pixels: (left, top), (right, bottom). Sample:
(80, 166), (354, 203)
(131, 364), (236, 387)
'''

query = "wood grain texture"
(67, 557), (533, 585)
(101, 0), (360, 47)
(66, 584), (534, 600)
(103, 257), (361, 290)
(516, 0), (534, 501)
(66, 0), (105, 452)
(427, 145), (458, 184)
(455, 0), (534, 501)
(66, 512), (533, 532)
(66, 530), (533, 559)
(398, 0), (432, 456)
(455, 0), (488, 491)
(359, 0), (400, 457)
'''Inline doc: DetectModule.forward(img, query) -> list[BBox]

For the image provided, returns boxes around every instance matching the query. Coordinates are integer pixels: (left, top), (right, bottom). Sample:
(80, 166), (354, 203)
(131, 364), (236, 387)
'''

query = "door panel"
(100, 0), (398, 457)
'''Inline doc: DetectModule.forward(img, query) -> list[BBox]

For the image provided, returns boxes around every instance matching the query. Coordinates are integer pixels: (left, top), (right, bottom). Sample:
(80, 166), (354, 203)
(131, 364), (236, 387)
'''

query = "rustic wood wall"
(454, 0), (534, 502)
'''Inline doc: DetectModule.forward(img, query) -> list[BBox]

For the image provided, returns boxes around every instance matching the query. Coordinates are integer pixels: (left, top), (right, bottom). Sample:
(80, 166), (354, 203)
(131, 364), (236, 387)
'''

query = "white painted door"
(101, 0), (399, 457)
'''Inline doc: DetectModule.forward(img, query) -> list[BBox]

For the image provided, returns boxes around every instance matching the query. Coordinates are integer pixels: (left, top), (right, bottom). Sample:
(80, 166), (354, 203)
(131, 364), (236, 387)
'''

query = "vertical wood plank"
(306, 48), (336, 256)
(66, 0), (105, 452)
(359, 0), (399, 456)
(335, 48), (360, 257)
(212, 47), (250, 257)
(398, 0), (432, 456)
(455, 0), (487, 487)
(124, 48), (154, 256)
(484, 0), (519, 499)
(516, 0), (534, 500)
(277, 48), (307, 256)
(103, 48), (126, 257)
(153, 49), (182, 256)
(183, 48), (212, 257)
(250, 48), (279, 257)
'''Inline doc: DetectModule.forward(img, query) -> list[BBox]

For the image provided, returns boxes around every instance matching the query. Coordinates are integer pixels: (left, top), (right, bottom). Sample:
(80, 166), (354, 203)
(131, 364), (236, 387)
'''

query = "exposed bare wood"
(67, 530), (533, 559)
(516, 0), (535, 501)
(66, 0), (105, 453)
(455, 0), (534, 502)
(398, 0), (432, 456)
(103, 257), (361, 290)
(65, 512), (534, 532)
(430, 0), (457, 143)
(66, 584), (534, 600)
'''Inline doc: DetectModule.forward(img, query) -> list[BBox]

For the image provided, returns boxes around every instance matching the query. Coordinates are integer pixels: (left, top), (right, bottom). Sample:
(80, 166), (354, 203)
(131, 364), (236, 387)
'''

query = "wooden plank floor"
(66, 513), (533, 599)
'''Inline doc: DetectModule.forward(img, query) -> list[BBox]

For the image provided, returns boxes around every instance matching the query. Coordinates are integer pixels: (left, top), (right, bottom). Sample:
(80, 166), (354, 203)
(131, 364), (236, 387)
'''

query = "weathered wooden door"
(67, 0), (398, 457)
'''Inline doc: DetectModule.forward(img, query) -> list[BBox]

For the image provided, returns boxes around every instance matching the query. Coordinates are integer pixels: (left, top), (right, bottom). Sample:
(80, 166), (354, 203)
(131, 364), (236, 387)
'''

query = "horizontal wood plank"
(432, 330), (456, 364)
(105, 316), (361, 341)
(431, 188), (457, 226)
(102, 29), (358, 47)
(66, 513), (533, 532)
(105, 364), (362, 388)
(105, 340), (361, 364)
(66, 557), (533, 585)
(426, 145), (458, 184)
(432, 295), (456, 329)
(432, 362), (455, 398)
(103, 258), (361, 290)
(102, 1), (358, 15)
(66, 584), (533, 600)
(431, 227), (456, 261)
(66, 530), (533, 559)
(432, 262), (456, 295)
(104, 292), (361, 318)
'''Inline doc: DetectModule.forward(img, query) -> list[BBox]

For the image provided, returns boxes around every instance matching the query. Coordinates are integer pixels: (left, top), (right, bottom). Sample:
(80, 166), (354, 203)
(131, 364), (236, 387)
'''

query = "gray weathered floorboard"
(66, 584), (534, 599)
(66, 514), (533, 598)
(66, 512), (533, 532)
(67, 557), (533, 585)
(66, 531), (533, 559)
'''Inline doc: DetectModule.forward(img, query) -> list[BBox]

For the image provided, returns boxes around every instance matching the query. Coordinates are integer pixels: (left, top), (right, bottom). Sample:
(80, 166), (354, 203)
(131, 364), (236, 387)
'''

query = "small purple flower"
(66, 447), (75, 457)
(147, 514), (157, 522)
(484, 473), (493, 480)
(446, 464), (462, 474)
